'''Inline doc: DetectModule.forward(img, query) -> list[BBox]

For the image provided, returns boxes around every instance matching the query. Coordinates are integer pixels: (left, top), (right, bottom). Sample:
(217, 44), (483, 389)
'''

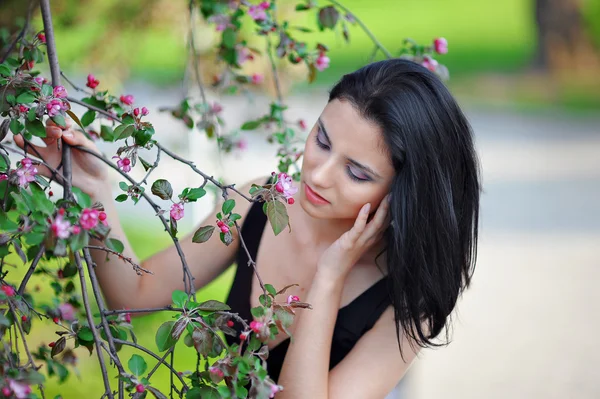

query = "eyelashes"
(314, 128), (369, 182)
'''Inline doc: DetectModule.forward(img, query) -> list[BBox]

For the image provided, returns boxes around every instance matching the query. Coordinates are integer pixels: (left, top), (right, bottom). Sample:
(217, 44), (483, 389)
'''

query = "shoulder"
(328, 306), (421, 398)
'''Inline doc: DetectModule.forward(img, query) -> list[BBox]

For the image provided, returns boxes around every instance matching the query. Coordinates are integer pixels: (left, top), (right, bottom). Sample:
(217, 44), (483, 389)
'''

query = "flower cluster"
(86, 73), (100, 89)
(15, 158), (38, 188)
(50, 207), (108, 240)
(274, 172), (298, 203)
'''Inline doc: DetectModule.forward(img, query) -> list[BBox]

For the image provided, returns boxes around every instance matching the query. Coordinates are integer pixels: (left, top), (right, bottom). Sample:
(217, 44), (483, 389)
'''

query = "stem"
(188, 5), (208, 117)
(85, 245), (152, 275)
(103, 306), (180, 316)
(0, 0), (36, 63)
(75, 251), (114, 398)
(326, 0), (393, 59)
(17, 244), (45, 296)
(234, 220), (266, 294)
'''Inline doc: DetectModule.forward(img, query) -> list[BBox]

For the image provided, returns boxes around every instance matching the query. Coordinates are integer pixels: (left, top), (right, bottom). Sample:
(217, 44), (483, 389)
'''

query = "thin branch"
(60, 71), (93, 95)
(234, 220), (266, 294)
(146, 346), (174, 380)
(0, 0), (36, 64)
(85, 245), (153, 276)
(326, 0), (393, 59)
(139, 147), (161, 186)
(188, 5), (208, 117)
(17, 244), (45, 296)
(103, 306), (180, 316)
(75, 251), (114, 398)
(112, 339), (189, 391)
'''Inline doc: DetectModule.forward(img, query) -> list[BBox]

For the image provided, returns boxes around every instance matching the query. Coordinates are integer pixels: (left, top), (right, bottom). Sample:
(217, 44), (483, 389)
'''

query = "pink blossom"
(209, 366), (224, 378)
(236, 138), (248, 150)
(21, 158), (32, 168)
(220, 225), (230, 233)
(275, 172), (297, 200)
(141, 106), (149, 116)
(53, 85), (68, 99)
(211, 102), (223, 114)
(86, 74), (100, 89)
(18, 105), (29, 114)
(269, 384), (282, 398)
(251, 73), (264, 85)
(34, 77), (47, 86)
(433, 37), (448, 55)
(37, 33), (46, 44)
(124, 312), (131, 323)
(298, 119), (307, 130)
(71, 225), (81, 235)
(236, 46), (253, 65)
(112, 155), (132, 173)
(46, 99), (67, 117)
(79, 208), (100, 230)
(58, 303), (76, 321)
(287, 295), (300, 304)
(51, 213), (72, 239)
(248, 4), (268, 21)
(133, 108), (140, 117)
(170, 203), (184, 221)
(315, 53), (330, 71)
(8, 380), (31, 399)
(2, 284), (15, 297)
(0, 174), (7, 181)
(208, 14), (230, 31)
(421, 56), (438, 72)
(16, 163), (37, 188)
(120, 94), (135, 106)
(250, 320), (263, 333)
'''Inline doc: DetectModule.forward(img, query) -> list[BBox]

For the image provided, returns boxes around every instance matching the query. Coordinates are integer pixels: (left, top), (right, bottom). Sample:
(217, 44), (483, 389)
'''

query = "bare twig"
(0, 0), (36, 63)
(85, 245), (152, 275)
(234, 220), (266, 294)
(17, 244), (45, 296)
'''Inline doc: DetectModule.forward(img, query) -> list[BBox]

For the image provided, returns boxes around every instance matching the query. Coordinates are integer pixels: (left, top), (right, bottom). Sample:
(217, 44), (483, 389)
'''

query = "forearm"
(88, 186), (144, 310)
(277, 270), (345, 399)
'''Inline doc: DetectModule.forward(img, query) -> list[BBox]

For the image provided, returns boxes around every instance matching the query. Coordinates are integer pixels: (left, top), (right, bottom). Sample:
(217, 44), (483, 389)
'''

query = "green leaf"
(295, 4), (310, 11)
(251, 306), (265, 318)
(81, 110), (96, 127)
(171, 290), (188, 308)
(115, 194), (128, 202)
(222, 28), (237, 48)
(0, 64), (11, 76)
(51, 114), (66, 128)
(147, 387), (169, 399)
(27, 107), (37, 121)
(128, 354), (147, 376)
(192, 225), (215, 243)
(235, 386), (248, 398)
(100, 125), (114, 141)
(240, 119), (262, 130)
(195, 300), (230, 312)
(9, 119), (23, 134)
(184, 187), (206, 201)
(66, 110), (85, 130)
(264, 284), (277, 296)
(187, 387), (221, 399)
(41, 84), (53, 97)
(222, 199), (235, 215)
(151, 179), (173, 200)
(16, 91), (37, 104)
(25, 232), (45, 246)
(25, 118), (46, 137)
(106, 238), (124, 254)
(155, 321), (178, 351)
(72, 187), (92, 209)
(77, 326), (94, 342)
(69, 231), (89, 252)
(139, 156), (153, 171)
(119, 181), (129, 191)
(113, 124), (134, 140)
(266, 200), (289, 236)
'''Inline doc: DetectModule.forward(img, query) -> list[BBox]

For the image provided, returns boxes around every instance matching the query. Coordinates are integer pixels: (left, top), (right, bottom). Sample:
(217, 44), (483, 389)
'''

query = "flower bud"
(120, 94), (134, 106)
(135, 384), (145, 393)
(133, 108), (140, 117)
(220, 225), (230, 233)
(287, 198), (295, 205)
(226, 320), (234, 327)
(37, 33), (46, 43)
(141, 107), (149, 116)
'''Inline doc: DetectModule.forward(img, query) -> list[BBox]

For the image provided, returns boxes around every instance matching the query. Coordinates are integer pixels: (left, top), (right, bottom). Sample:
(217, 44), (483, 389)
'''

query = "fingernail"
(362, 203), (371, 214)
(62, 132), (73, 138)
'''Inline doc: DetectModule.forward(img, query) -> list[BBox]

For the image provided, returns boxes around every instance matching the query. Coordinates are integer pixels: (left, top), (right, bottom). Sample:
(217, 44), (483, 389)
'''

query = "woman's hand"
(13, 119), (110, 199)
(317, 194), (391, 279)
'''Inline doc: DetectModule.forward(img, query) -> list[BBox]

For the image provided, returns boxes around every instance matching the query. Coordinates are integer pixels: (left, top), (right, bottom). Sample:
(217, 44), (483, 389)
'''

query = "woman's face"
(299, 99), (395, 220)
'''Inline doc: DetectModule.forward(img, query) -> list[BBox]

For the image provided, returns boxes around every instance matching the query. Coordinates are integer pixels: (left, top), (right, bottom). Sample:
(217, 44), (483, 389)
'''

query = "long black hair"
(329, 59), (481, 356)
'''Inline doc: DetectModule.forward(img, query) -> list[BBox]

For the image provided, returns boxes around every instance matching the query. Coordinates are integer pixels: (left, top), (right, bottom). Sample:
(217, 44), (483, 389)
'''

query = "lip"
(304, 182), (330, 205)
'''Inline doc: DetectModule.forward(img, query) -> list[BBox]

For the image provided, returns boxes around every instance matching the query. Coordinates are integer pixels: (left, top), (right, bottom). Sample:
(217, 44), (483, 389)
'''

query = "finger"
(11, 135), (59, 180)
(346, 203), (371, 244)
(363, 194), (391, 239)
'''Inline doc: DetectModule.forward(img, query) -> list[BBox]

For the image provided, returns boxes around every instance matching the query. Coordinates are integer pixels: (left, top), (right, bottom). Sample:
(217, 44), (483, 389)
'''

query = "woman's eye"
(315, 129), (330, 149)
(347, 166), (369, 182)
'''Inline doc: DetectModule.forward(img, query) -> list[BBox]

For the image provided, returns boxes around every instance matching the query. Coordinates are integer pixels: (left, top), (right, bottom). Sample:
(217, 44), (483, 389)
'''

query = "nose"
(311, 156), (336, 189)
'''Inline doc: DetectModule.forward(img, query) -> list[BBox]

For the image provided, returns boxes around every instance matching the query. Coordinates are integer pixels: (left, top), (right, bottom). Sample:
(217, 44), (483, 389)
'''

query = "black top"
(225, 198), (392, 383)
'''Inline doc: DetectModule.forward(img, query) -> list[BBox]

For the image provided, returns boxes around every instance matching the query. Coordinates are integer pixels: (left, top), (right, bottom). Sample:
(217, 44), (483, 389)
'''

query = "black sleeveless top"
(225, 199), (392, 383)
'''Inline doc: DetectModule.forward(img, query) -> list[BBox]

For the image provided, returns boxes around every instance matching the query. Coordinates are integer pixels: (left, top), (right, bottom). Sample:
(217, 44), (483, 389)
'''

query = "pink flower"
(141, 107), (149, 116)
(120, 94), (134, 106)
(18, 105), (29, 114)
(71, 225), (81, 235)
(46, 99), (67, 117)
(34, 76), (47, 86)
(86, 74), (100, 89)
(236, 46), (253, 65)
(79, 208), (100, 230)
(269, 384), (282, 398)
(208, 14), (230, 31)
(315, 53), (330, 71)
(0, 174), (7, 181)
(51, 213), (72, 239)
(8, 380), (31, 399)
(251, 73), (264, 85)
(16, 163), (37, 188)
(53, 85), (68, 99)
(112, 155), (132, 173)
(209, 366), (224, 378)
(250, 320), (263, 333)
(220, 225), (230, 233)
(170, 203), (184, 221)
(433, 37), (448, 55)
(236, 138), (248, 150)
(275, 172), (297, 200)
(298, 119), (307, 130)
(135, 384), (145, 393)
(421, 56), (438, 72)
(133, 108), (140, 117)
(21, 158), (32, 168)
(58, 303), (76, 321)
(287, 295), (299, 304)
(37, 33), (46, 44)
(2, 284), (15, 297)
(248, 4), (268, 21)
(124, 312), (131, 323)
(211, 102), (223, 114)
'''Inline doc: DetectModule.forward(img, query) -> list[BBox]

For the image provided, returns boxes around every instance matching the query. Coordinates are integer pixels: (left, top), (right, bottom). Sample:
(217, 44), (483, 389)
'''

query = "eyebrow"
(318, 118), (382, 179)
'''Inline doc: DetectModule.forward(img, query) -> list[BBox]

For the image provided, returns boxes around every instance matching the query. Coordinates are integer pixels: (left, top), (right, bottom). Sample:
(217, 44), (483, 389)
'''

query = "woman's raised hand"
(13, 119), (110, 198)
(317, 194), (391, 279)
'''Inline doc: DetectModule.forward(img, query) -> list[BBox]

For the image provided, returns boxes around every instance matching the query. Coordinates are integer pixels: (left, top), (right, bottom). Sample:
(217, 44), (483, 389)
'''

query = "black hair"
(329, 59), (481, 357)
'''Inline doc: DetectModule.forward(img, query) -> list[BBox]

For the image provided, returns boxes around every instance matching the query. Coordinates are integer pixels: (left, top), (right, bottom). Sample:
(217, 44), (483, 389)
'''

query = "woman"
(18, 58), (480, 398)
